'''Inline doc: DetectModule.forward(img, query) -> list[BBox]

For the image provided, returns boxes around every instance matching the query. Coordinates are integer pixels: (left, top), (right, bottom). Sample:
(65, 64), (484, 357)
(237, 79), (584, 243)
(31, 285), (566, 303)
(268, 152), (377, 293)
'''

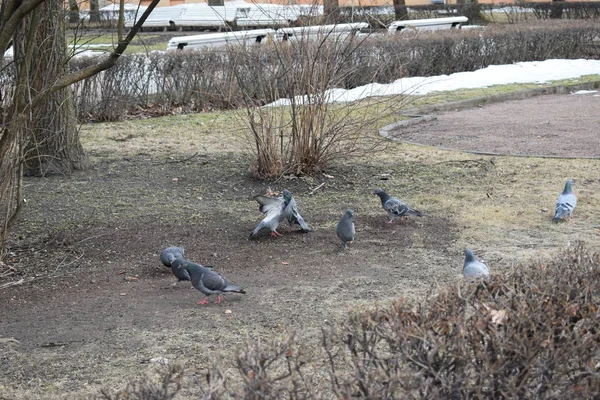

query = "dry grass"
(80, 80), (600, 269)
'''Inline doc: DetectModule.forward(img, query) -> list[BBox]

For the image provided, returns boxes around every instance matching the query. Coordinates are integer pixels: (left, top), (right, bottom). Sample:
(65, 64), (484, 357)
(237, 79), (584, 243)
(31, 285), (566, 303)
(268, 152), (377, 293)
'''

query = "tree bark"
(207, 0), (224, 6)
(20, 0), (89, 176)
(89, 0), (100, 24)
(393, 0), (408, 21)
(323, 0), (339, 20)
(0, 0), (160, 246)
(68, 0), (79, 24)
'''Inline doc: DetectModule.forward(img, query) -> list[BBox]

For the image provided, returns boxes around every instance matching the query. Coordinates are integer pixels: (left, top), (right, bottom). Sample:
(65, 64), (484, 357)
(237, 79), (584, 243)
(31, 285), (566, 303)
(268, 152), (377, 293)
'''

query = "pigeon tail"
(408, 209), (423, 217)
(552, 206), (570, 222)
(249, 223), (265, 239)
(223, 284), (246, 294)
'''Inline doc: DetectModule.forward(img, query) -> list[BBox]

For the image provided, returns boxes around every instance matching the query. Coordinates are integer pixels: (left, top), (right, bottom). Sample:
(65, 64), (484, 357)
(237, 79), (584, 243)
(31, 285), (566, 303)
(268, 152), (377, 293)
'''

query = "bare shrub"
(328, 242), (600, 398)
(223, 333), (325, 399)
(97, 365), (184, 400)
(225, 33), (405, 178)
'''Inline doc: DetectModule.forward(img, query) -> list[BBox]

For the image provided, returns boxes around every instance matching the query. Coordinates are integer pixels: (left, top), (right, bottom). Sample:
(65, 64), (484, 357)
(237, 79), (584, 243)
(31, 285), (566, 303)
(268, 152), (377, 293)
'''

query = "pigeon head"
(345, 209), (354, 219)
(171, 258), (186, 269)
(464, 248), (476, 262)
(563, 179), (574, 194)
(282, 189), (293, 204)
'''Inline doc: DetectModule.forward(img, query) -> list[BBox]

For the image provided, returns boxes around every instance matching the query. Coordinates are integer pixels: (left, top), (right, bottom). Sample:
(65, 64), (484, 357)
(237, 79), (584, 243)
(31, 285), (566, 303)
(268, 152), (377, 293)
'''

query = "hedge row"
(338, 2), (600, 26)
(62, 20), (600, 122)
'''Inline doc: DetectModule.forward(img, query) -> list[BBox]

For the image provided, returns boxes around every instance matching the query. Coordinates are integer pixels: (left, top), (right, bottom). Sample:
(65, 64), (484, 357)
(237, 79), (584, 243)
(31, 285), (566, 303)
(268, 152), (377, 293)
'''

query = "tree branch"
(51, 0), (160, 90)
(0, 0), (46, 60)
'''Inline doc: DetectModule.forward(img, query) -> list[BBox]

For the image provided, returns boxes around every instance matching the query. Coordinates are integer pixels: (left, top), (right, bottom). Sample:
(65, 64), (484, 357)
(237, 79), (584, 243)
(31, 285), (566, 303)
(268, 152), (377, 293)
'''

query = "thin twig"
(0, 277), (35, 289)
(76, 233), (111, 244)
(166, 152), (199, 164)
(309, 182), (325, 196)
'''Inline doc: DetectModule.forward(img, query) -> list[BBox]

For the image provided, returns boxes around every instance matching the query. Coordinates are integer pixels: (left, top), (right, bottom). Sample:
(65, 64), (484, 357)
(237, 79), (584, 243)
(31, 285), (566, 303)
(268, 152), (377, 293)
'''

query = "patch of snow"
(571, 90), (598, 95)
(266, 59), (600, 107)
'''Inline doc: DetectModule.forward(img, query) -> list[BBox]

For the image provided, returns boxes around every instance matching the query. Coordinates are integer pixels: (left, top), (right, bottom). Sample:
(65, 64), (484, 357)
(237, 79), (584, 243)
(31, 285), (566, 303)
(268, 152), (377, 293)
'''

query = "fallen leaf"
(120, 293), (127, 296)
(281, 261), (289, 265)
(224, 309), (232, 314)
(490, 309), (507, 325)
(172, 178), (179, 182)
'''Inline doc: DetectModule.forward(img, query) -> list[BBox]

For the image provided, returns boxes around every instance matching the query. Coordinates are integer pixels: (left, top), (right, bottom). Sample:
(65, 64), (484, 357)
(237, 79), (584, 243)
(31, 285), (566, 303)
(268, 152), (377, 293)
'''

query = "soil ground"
(1, 91), (599, 398)
(388, 91), (600, 158)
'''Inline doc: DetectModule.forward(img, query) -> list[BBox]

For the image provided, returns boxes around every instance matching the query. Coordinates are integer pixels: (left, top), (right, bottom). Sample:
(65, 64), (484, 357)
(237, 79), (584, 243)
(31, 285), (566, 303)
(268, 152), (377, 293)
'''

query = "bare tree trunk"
(0, 0), (161, 248)
(550, 0), (564, 19)
(323, 0), (339, 20)
(20, 0), (89, 176)
(89, 0), (100, 24)
(393, 0), (408, 21)
(207, 0), (225, 6)
(68, 0), (79, 24)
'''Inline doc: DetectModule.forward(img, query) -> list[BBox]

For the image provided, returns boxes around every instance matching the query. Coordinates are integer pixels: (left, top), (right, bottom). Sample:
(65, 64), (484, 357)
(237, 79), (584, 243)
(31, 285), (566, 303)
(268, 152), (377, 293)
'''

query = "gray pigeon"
(462, 248), (490, 279)
(283, 190), (311, 233)
(373, 188), (422, 223)
(336, 210), (355, 249)
(160, 246), (189, 286)
(179, 259), (246, 305)
(250, 189), (309, 238)
(160, 246), (185, 268)
(553, 179), (577, 222)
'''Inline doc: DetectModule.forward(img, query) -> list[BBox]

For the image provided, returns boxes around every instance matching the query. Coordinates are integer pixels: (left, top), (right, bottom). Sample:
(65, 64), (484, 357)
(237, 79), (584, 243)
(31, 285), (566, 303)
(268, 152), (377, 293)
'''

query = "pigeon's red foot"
(197, 298), (209, 305)
(216, 295), (222, 304)
(270, 231), (282, 237)
(387, 220), (395, 224)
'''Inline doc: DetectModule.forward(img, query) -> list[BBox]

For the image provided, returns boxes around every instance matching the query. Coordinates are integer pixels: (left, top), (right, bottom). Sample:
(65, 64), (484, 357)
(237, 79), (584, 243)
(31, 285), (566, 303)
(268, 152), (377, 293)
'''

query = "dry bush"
(328, 242), (600, 398)
(224, 333), (324, 399)
(96, 365), (184, 400)
(225, 33), (405, 178)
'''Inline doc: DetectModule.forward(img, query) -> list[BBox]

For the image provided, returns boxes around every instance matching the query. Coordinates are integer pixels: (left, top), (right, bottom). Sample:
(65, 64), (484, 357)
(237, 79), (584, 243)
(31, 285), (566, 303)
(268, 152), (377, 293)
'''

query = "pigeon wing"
(384, 198), (409, 217)
(254, 195), (284, 214)
(284, 198), (310, 232)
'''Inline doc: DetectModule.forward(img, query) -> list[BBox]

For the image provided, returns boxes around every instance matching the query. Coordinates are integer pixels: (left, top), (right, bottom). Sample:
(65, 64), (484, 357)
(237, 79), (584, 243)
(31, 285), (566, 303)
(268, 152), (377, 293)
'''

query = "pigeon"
(373, 188), (422, 223)
(336, 210), (355, 249)
(250, 189), (309, 238)
(462, 248), (490, 279)
(553, 179), (577, 222)
(283, 190), (311, 233)
(179, 259), (246, 305)
(160, 246), (185, 268)
(160, 246), (189, 286)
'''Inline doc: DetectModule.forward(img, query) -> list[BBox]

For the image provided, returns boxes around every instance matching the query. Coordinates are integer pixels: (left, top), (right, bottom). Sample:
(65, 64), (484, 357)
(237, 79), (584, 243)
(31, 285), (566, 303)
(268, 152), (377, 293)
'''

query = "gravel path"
(387, 91), (600, 158)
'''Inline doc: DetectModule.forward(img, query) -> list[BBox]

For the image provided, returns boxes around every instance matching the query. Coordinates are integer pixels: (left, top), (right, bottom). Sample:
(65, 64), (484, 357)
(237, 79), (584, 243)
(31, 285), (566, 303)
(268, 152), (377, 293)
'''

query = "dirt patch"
(0, 154), (460, 398)
(385, 92), (600, 158)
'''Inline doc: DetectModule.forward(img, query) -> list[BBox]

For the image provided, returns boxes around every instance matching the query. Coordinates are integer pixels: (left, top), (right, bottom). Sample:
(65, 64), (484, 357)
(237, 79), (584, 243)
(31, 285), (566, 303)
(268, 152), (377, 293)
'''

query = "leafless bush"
(222, 333), (325, 399)
(227, 32), (405, 178)
(327, 242), (600, 398)
(96, 365), (184, 400)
